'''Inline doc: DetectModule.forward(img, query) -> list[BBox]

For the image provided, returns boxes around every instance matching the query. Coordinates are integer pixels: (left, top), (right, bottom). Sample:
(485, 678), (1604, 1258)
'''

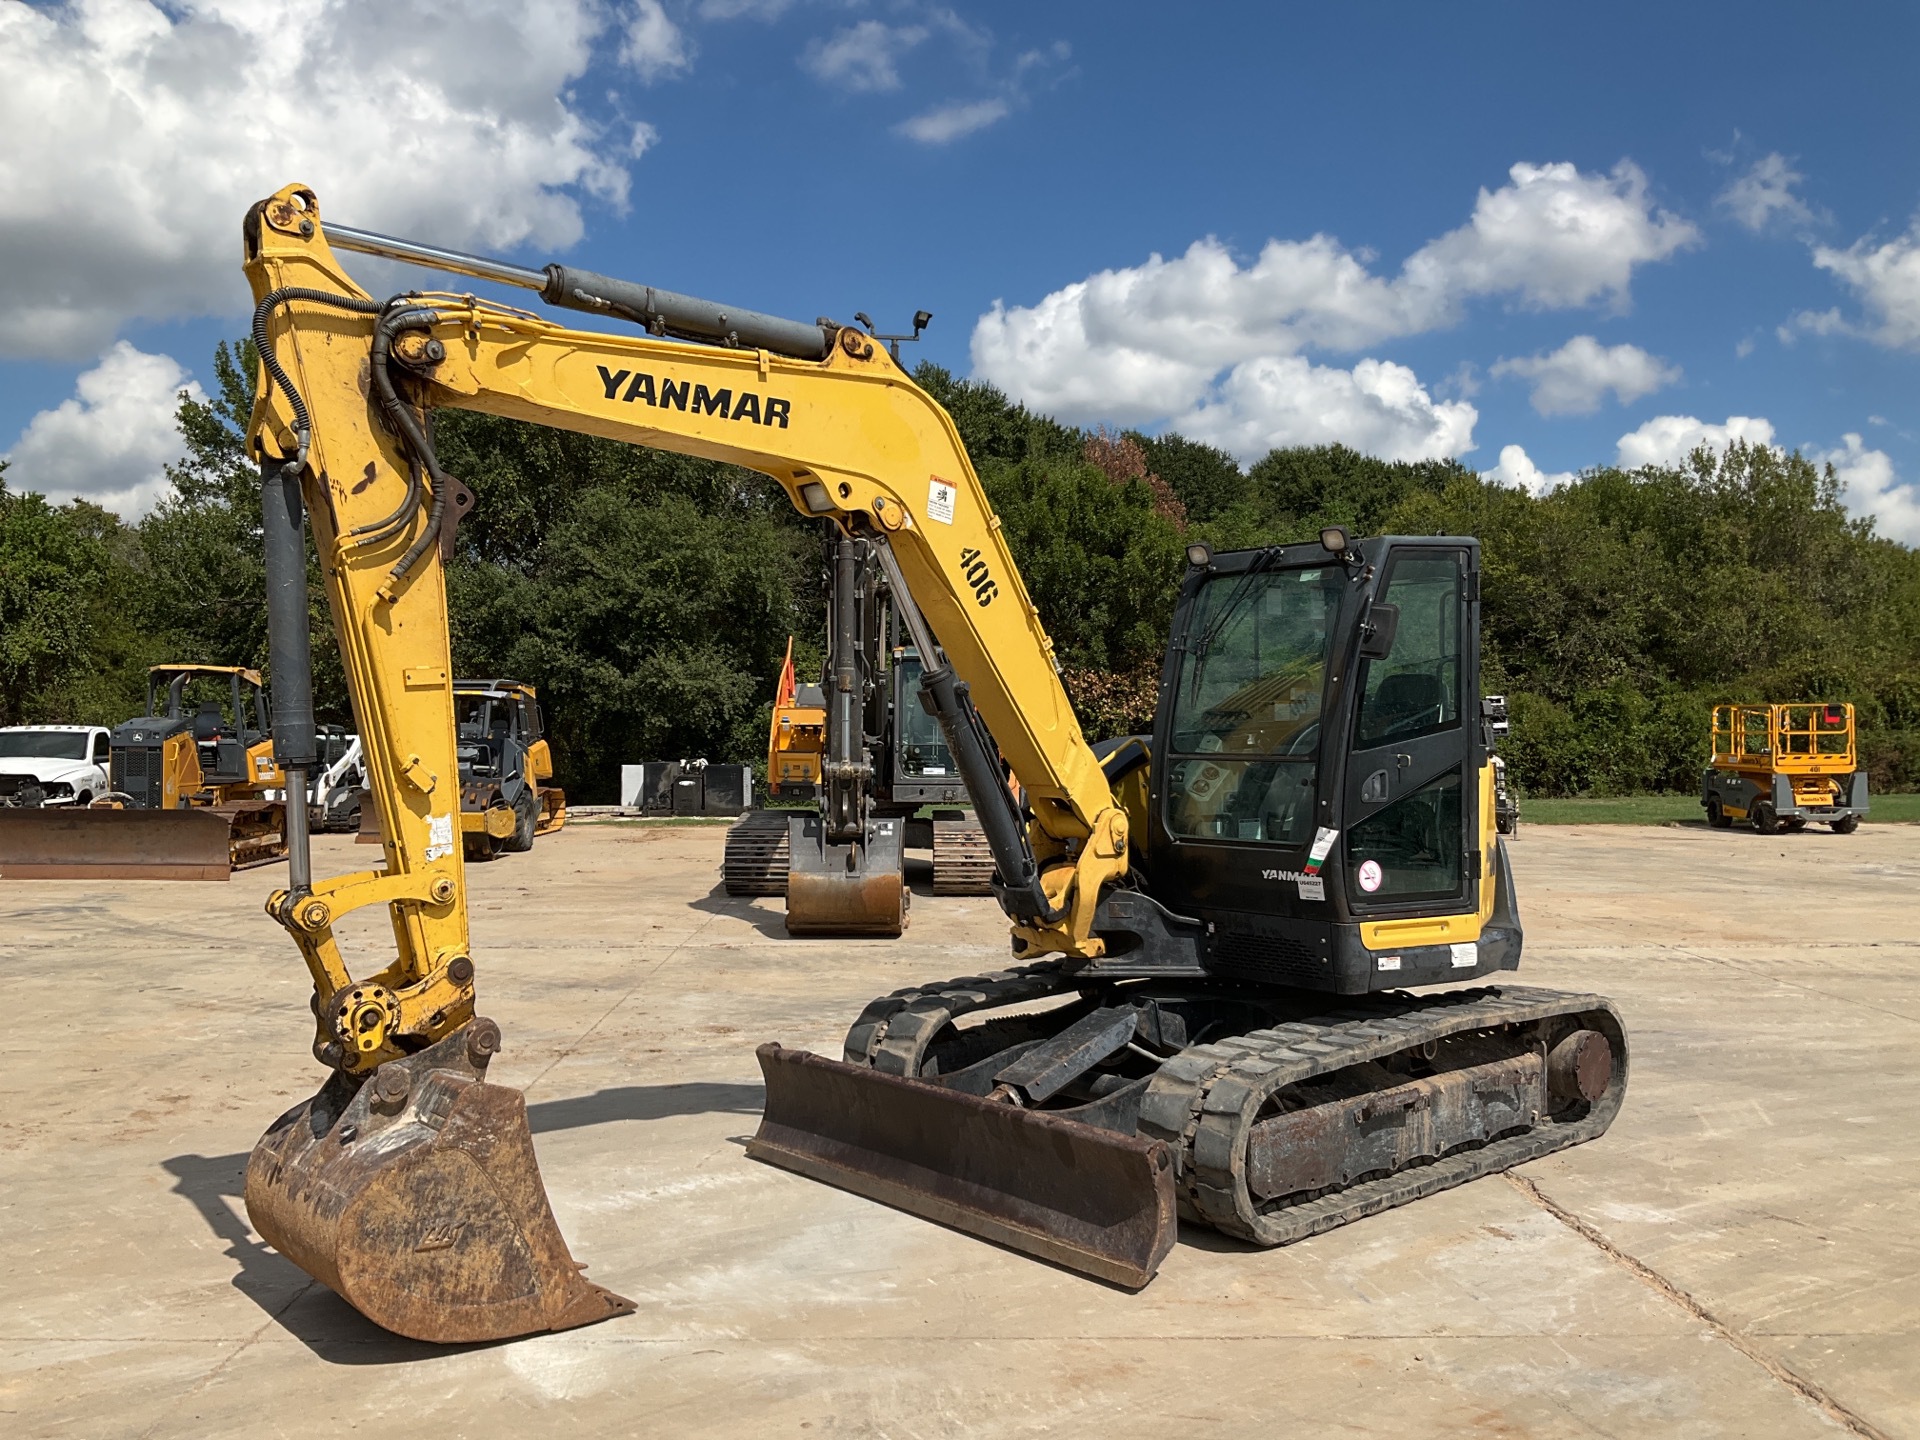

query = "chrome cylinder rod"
(324, 223), (548, 292)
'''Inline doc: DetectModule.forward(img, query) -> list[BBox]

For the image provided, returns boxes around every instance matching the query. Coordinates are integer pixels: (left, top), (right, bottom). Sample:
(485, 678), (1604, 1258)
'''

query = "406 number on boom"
(959, 547), (1000, 607)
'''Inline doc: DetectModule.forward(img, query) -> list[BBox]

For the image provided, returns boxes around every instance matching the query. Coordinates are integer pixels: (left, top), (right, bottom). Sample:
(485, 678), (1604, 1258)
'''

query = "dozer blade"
(749, 1043), (1178, 1289)
(245, 1019), (634, 1343)
(784, 813), (908, 937)
(0, 806), (237, 880)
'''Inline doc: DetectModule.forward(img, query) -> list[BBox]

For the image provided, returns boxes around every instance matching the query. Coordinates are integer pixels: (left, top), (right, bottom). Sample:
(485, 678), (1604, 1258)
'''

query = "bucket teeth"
(244, 1021), (633, 1343)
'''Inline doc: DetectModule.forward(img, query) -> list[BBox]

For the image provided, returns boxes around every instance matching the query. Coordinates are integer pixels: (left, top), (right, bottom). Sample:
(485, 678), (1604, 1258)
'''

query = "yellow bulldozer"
(0, 664), (286, 880)
(232, 185), (1625, 1342)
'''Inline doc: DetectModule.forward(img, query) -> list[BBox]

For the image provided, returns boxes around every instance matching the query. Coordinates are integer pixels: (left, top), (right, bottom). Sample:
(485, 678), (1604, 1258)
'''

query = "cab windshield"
(1165, 564), (1343, 846)
(892, 654), (956, 776)
(0, 731), (89, 760)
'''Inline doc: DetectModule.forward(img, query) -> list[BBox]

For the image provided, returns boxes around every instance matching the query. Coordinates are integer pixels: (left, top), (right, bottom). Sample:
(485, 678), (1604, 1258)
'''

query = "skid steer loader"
(0, 665), (286, 880)
(236, 186), (1625, 1342)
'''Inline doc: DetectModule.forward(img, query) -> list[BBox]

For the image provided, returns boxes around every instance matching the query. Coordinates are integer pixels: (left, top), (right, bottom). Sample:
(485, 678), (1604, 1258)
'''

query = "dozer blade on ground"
(0, 806), (240, 880)
(785, 813), (908, 937)
(246, 1019), (633, 1343)
(749, 1043), (1178, 1288)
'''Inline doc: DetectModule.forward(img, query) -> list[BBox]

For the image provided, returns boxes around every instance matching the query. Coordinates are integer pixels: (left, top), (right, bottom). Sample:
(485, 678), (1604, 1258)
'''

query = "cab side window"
(92, 732), (110, 763)
(1354, 553), (1463, 749)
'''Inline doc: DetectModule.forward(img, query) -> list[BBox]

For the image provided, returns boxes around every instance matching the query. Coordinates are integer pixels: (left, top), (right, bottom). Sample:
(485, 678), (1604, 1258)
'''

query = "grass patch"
(1521, 793), (1920, 825)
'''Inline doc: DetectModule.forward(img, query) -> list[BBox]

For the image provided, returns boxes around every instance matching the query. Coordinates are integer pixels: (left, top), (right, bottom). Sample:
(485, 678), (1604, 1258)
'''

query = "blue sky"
(3, 1), (1917, 530)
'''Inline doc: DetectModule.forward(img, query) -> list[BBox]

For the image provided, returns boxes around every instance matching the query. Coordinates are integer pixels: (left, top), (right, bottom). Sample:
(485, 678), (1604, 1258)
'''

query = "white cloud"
(971, 160), (1695, 451)
(1483, 444), (1574, 496)
(1615, 414), (1777, 469)
(895, 98), (1011, 144)
(1807, 222), (1920, 350)
(622, 0), (692, 81)
(1716, 152), (1819, 233)
(1811, 433), (1920, 544)
(1403, 161), (1699, 313)
(0, 0), (658, 361)
(1491, 335), (1681, 416)
(2, 343), (200, 517)
(801, 20), (927, 92)
(1172, 357), (1477, 467)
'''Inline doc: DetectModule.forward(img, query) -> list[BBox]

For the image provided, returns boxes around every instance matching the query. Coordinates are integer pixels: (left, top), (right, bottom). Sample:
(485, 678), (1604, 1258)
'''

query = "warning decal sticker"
(1356, 858), (1383, 892)
(1302, 827), (1340, 876)
(926, 476), (957, 525)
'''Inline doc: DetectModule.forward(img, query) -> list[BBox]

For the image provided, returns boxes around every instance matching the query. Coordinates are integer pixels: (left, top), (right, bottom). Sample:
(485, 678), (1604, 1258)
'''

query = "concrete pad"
(2, 820), (1914, 1437)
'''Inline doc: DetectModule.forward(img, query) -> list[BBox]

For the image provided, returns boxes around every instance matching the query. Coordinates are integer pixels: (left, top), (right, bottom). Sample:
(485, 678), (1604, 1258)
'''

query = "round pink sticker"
(1357, 859), (1383, 892)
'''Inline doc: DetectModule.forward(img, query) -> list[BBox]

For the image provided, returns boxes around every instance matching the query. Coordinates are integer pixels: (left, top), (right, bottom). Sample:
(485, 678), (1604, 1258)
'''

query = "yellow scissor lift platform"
(1702, 703), (1868, 834)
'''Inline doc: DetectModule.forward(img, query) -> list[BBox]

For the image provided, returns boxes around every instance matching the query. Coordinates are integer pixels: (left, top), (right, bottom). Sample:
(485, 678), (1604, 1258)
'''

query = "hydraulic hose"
(366, 305), (451, 594)
(251, 289), (448, 590)
(250, 287), (384, 472)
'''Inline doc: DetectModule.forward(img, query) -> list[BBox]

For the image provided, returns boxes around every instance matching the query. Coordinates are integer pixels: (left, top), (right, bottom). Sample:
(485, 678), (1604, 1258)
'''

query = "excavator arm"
(245, 185), (1126, 975)
(236, 184), (1141, 1340)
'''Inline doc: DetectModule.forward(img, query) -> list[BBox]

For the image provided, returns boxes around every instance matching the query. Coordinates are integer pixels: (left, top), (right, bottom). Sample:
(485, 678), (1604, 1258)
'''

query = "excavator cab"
(1128, 536), (1513, 989)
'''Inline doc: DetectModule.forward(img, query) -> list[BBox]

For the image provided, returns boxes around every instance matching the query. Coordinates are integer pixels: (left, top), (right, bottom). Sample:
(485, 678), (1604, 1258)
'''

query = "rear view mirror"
(1360, 602), (1399, 660)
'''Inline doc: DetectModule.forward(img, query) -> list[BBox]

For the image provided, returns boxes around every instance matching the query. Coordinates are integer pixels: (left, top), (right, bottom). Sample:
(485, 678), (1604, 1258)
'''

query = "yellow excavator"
(724, 530), (998, 929)
(238, 184), (1626, 1342)
(0, 664), (286, 880)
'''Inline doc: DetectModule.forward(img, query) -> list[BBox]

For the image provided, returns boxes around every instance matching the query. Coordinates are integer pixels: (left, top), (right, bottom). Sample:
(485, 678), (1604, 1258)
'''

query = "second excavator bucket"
(749, 1044), (1178, 1288)
(784, 813), (908, 937)
(0, 806), (248, 880)
(245, 1020), (634, 1343)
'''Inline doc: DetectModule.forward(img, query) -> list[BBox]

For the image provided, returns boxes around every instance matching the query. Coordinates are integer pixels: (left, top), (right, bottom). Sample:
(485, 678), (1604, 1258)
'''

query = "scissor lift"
(1702, 703), (1868, 834)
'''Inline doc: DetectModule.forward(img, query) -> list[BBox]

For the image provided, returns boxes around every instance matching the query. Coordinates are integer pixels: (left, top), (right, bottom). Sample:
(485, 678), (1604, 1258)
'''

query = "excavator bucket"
(0, 806), (244, 880)
(245, 1020), (633, 1343)
(749, 1044), (1178, 1288)
(535, 787), (567, 836)
(784, 813), (908, 937)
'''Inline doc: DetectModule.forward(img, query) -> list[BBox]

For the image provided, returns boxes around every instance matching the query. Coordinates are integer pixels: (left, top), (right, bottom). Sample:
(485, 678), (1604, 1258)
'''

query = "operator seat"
(1364, 672), (1445, 743)
(193, 700), (226, 742)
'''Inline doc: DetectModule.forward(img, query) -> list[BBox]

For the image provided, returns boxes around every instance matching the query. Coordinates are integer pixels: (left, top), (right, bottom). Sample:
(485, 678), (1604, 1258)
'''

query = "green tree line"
(5, 340), (1917, 802)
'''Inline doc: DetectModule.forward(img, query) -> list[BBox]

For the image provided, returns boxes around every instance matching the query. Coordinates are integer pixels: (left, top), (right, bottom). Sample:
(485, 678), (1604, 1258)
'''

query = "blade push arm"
(243, 186), (1126, 1064)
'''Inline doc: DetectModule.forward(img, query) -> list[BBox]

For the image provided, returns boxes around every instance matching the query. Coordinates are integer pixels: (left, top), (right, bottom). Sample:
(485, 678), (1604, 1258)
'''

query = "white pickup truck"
(0, 725), (113, 808)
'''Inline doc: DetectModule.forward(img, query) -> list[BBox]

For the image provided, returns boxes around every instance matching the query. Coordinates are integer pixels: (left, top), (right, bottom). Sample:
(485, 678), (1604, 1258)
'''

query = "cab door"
(1341, 544), (1479, 916)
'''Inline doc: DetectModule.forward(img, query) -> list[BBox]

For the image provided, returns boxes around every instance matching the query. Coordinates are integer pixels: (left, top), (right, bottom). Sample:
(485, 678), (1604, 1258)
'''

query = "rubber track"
(723, 811), (790, 896)
(1137, 985), (1626, 1245)
(841, 970), (1626, 1249)
(930, 817), (995, 895)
